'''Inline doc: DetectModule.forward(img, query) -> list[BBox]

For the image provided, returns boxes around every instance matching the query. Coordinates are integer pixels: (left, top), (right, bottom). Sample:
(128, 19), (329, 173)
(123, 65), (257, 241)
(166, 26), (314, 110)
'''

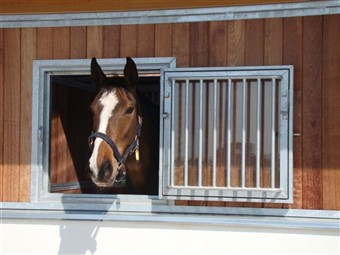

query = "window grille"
(160, 66), (293, 203)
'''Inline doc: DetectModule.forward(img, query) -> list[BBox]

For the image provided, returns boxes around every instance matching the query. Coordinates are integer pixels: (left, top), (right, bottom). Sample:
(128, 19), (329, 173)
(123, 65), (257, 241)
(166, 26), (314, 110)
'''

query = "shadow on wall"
(58, 221), (99, 255)
(58, 195), (116, 254)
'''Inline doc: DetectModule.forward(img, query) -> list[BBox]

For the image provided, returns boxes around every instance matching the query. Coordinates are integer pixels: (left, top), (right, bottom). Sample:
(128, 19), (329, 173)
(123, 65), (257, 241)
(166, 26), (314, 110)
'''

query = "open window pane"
(161, 67), (293, 203)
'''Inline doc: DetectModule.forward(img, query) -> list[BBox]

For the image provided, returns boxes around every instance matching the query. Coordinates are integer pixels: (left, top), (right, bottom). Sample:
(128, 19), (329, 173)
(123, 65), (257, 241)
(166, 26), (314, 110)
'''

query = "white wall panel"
(1, 219), (339, 254)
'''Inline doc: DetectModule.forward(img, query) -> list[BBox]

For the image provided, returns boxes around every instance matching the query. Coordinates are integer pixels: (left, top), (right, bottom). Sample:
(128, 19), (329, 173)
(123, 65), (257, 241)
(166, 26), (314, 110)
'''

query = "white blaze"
(89, 90), (119, 173)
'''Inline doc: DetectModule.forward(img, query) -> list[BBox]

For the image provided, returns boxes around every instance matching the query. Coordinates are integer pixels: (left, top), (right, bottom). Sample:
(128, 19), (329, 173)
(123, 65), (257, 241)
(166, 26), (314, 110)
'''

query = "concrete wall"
(2, 219), (339, 254)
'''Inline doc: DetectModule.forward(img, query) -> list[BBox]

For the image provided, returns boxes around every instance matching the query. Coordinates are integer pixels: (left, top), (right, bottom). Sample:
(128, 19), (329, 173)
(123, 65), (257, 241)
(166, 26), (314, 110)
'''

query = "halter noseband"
(88, 115), (142, 182)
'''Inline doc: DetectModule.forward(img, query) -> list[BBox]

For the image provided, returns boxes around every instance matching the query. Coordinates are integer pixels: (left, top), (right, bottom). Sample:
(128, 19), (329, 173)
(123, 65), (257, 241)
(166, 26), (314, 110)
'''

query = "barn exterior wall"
(1, 14), (340, 210)
(0, 0), (313, 14)
(2, 218), (339, 254)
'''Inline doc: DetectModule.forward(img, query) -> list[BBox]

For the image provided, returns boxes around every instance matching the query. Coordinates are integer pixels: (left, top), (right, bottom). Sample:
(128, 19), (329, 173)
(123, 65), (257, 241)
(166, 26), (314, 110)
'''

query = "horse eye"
(125, 106), (134, 114)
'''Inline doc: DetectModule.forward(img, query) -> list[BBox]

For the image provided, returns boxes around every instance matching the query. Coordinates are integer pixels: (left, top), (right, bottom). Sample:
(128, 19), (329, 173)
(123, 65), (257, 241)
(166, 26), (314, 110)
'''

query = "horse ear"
(91, 58), (106, 92)
(124, 57), (138, 91)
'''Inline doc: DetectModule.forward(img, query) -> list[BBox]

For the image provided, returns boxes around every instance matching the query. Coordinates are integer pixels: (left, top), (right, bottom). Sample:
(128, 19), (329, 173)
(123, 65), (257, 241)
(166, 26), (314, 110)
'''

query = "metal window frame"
(30, 57), (176, 210)
(160, 66), (294, 203)
(31, 61), (293, 209)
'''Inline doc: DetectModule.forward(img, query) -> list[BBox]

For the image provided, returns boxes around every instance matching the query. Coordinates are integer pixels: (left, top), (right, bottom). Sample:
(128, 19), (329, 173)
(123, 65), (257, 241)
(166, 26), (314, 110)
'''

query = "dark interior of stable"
(49, 74), (160, 195)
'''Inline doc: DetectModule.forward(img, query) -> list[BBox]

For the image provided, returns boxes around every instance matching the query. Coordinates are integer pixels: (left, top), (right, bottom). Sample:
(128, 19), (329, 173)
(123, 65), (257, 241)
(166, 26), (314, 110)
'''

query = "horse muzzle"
(89, 159), (115, 187)
(89, 158), (127, 188)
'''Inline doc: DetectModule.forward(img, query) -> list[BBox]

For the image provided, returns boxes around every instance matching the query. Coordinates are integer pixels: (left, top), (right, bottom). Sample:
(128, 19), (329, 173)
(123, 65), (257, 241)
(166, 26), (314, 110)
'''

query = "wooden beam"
(302, 16), (323, 210)
(1, 0), (310, 14)
(322, 15), (340, 210)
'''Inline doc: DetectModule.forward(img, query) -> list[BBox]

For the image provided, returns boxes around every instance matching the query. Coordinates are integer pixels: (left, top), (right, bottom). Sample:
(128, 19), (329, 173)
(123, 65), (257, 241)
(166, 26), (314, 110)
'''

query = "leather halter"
(88, 114), (142, 181)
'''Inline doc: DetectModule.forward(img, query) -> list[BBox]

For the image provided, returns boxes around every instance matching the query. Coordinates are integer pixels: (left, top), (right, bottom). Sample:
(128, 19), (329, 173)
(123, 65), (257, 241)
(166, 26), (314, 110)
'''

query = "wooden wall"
(1, 0), (310, 14)
(0, 14), (339, 210)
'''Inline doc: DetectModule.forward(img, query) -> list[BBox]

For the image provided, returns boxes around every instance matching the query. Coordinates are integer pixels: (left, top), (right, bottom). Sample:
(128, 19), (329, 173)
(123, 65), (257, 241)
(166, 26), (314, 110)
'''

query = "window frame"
(160, 66), (294, 203)
(30, 57), (176, 211)
(31, 57), (293, 212)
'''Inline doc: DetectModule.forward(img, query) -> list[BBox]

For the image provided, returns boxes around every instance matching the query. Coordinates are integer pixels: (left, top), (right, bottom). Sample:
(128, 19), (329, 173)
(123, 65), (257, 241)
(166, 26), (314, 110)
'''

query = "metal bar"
(226, 79), (232, 188)
(198, 80), (203, 187)
(50, 181), (94, 192)
(212, 79), (218, 187)
(256, 78), (261, 188)
(241, 79), (247, 188)
(271, 78), (276, 188)
(184, 79), (189, 187)
(170, 79), (176, 187)
(2, 2), (339, 29)
(169, 75), (283, 81)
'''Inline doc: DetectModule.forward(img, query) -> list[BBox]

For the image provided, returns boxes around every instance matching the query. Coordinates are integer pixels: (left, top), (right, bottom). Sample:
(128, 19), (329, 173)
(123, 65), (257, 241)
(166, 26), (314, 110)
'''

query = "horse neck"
(138, 93), (159, 154)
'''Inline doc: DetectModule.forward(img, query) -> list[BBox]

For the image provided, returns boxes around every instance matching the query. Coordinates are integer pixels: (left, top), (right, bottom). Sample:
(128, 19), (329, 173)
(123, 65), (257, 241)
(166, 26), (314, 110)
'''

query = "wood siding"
(1, 0), (310, 14)
(0, 15), (339, 210)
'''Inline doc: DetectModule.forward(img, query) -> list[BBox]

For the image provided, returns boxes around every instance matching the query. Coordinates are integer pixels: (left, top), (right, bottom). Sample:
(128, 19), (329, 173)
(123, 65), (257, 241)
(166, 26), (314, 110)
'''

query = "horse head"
(88, 57), (141, 188)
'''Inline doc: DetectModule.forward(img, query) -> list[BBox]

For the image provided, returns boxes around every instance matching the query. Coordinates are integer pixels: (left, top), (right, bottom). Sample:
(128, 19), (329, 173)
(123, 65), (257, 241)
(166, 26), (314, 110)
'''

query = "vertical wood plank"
(86, 26), (103, 58)
(137, 24), (155, 57)
(244, 19), (264, 208)
(36, 28), (53, 191)
(189, 22), (209, 206)
(227, 20), (245, 208)
(283, 17), (303, 209)
(190, 22), (209, 68)
(53, 27), (70, 59)
(3, 28), (21, 202)
(302, 16), (323, 210)
(120, 25), (137, 57)
(245, 18), (264, 187)
(264, 18), (284, 209)
(0, 29), (4, 201)
(172, 23), (190, 67)
(172, 23), (189, 206)
(245, 19), (264, 66)
(50, 87), (59, 186)
(155, 24), (172, 57)
(37, 27), (53, 59)
(19, 28), (36, 201)
(70, 27), (86, 59)
(209, 21), (227, 66)
(69, 26), (87, 187)
(103, 25), (120, 58)
(322, 15), (340, 210)
(227, 20), (245, 67)
(53, 27), (70, 185)
(264, 18), (283, 65)
(69, 27), (88, 189)
(208, 21), (228, 207)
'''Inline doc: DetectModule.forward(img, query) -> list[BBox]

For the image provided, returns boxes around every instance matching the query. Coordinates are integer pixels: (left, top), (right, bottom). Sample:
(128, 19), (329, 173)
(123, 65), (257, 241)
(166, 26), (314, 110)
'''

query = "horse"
(88, 57), (159, 195)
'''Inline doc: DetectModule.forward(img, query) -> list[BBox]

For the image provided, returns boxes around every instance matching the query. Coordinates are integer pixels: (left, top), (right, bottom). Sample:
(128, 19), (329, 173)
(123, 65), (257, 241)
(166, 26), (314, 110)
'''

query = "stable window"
(160, 67), (293, 203)
(31, 58), (175, 206)
(31, 58), (293, 209)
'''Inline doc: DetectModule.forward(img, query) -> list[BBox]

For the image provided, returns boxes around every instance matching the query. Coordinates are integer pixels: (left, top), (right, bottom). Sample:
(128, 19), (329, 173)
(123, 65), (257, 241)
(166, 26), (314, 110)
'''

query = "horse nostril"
(98, 160), (113, 181)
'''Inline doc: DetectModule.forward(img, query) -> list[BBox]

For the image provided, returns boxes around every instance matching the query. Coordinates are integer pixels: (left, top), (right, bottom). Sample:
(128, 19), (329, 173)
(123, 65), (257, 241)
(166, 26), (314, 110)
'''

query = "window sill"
(1, 202), (339, 231)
